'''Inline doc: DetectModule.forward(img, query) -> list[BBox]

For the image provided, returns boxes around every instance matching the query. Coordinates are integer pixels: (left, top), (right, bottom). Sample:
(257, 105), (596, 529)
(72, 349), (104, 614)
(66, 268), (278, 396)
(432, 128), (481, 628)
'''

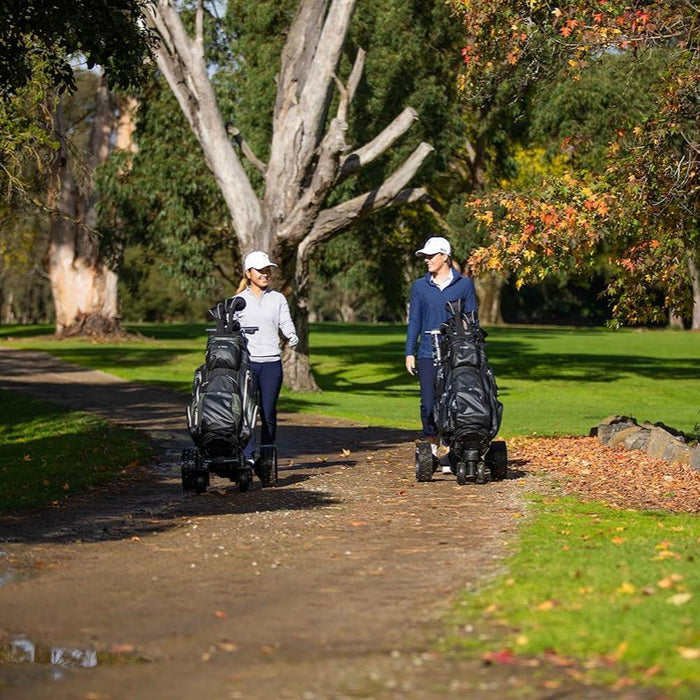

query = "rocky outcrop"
(591, 415), (699, 471)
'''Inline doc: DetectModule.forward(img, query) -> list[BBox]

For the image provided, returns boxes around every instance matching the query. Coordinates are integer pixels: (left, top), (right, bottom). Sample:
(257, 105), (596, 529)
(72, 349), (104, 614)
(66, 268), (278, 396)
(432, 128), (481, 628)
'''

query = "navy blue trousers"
(243, 360), (283, 461)
(417, 356), (438, 438)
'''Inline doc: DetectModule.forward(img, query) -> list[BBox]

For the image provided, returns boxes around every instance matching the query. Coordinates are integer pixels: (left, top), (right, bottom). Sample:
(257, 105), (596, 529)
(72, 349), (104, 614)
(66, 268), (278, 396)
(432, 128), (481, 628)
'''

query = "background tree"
(143, 0), (439, 390)
(450, 0), (699, 328)
(0, 1), (156, 334)
(0, 0), (153, 97)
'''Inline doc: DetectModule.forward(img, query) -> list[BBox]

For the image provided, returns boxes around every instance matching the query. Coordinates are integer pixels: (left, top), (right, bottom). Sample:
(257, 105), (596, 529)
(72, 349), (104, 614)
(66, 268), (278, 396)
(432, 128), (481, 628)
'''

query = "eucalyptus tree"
(144, 0), (437, 390)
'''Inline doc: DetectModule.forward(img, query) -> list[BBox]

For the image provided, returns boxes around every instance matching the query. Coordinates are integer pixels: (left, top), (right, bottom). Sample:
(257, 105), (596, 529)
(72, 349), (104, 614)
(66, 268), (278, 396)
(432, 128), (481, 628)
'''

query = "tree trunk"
(689, 255), (700, 330)
(47, 74), (122, 338)
(474, 273), (504, 325)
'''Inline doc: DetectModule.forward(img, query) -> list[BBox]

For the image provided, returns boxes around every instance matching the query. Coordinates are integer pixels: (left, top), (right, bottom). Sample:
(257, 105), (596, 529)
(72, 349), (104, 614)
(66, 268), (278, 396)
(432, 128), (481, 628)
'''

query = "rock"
(594, 415), (699, 470)
(691, 449), (700, 472)
(646, 426), (687, 461)
(596, 419), (639, 446)
(608, 426), (650, 451)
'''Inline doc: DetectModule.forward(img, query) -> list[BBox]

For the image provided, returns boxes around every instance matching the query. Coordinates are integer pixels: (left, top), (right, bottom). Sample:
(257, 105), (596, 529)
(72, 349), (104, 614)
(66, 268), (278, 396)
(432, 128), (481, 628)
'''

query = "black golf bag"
(415, 299), (507, 485)
(182, 297), (260, 493)
(434, 299), (502, 445)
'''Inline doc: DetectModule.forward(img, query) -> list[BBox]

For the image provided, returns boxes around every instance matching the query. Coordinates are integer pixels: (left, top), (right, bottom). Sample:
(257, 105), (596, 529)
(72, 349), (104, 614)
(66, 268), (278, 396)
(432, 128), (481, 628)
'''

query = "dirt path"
(0, 348), (635, 699)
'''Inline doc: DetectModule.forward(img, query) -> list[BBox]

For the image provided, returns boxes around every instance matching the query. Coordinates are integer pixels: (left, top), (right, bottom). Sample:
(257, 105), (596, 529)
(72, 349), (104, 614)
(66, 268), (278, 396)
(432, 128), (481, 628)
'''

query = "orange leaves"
(510, 436), (700, 513)
(559, 20), (578, 38)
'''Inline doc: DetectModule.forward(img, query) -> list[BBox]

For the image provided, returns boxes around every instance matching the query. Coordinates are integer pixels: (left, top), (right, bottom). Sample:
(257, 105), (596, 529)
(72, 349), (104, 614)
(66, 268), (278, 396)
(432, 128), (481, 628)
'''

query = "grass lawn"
(0, 389), (152, 514)
(446, 496), (700, 696)
(2, 322), (698, 437)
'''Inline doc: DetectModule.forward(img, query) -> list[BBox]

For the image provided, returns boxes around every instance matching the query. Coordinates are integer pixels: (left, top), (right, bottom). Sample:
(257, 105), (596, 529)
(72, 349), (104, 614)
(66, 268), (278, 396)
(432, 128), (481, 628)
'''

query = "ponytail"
(235, 276), (248, 294)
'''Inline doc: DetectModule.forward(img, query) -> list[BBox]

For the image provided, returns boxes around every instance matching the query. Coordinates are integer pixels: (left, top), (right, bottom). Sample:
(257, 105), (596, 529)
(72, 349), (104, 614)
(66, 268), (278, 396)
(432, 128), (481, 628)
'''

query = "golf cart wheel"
(239, 469), (251, 493)
(476, 460), (487, 484)
(259, 444), (278, 487)
(181, 448), (196, 492)
(456, 461), (468, 486)
(193, 451), (209, 494)
(486, 441), (508, 481)
(415, 442), (433, 482)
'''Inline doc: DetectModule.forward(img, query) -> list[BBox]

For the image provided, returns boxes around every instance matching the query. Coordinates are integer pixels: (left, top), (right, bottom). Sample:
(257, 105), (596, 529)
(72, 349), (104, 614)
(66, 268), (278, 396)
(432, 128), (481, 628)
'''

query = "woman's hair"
(235, 275), (249, 294)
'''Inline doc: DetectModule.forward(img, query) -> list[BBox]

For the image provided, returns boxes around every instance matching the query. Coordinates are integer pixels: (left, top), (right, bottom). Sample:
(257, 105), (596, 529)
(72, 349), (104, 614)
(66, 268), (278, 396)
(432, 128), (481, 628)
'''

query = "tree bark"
(47, 73), (122, 338)
(474, 273), (504, 326)
(145, 0), (435, 390)
(688, 255), (700, 330)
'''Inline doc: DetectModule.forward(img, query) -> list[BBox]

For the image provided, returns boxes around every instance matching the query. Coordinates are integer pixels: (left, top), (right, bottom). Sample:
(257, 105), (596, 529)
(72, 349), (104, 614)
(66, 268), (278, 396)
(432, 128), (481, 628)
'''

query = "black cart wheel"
(259, 444), (278, 487)
(415, 442), (433, 482)
(239, 469), (251, 493)
(181, 448), (196, 492)
(456, 461), (468, 486)
(193, 451), (209, 494)
(486, 441), (508, 481)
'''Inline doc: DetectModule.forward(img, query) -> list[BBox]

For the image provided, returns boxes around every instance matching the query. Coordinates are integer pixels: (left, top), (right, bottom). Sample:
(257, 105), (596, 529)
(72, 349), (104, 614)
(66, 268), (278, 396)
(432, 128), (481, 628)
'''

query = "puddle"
(0, 632), (150, 680)
(0, 552), (14, 588)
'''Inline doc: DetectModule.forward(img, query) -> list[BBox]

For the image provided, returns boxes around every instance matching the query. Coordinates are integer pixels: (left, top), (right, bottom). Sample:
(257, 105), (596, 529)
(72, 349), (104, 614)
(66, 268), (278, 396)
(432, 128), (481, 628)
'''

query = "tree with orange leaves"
(449, 1), (699, 327)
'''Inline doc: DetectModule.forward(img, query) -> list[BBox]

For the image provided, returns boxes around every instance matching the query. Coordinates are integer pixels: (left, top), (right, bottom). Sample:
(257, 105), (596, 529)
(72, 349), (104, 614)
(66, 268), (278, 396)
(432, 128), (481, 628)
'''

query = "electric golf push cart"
(181, 296), (277, 493)
(415, 299), (507, 485)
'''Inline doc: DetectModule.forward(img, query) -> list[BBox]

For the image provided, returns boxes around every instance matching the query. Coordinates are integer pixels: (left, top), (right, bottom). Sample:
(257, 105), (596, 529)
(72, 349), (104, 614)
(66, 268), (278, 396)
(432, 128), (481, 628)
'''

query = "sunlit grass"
(1, 322), (698, 436)
(446, 496), (700, 695)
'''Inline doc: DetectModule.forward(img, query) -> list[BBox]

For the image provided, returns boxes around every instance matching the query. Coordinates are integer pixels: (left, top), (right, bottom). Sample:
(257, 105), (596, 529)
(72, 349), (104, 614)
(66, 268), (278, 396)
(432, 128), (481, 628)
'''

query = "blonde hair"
(235, 275), (249, 294)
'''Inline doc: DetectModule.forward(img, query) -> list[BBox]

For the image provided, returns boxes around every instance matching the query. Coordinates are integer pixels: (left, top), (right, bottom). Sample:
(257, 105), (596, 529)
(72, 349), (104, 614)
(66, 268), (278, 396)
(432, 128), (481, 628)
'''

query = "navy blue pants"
(417, 357), (438, 438)
(243, 360), (283, 461)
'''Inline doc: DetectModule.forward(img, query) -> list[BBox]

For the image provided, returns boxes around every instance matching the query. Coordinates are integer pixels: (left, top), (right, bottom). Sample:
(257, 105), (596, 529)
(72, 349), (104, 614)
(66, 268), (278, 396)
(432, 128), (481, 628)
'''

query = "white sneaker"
(442, 465), (452, 474)
(430, 442), (438, 457)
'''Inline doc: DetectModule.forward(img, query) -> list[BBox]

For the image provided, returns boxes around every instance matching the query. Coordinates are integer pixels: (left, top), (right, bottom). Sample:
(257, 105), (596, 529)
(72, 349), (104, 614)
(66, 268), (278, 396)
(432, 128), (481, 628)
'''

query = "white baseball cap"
(415, 236), (451, 257)
(243, 250), (278, 271)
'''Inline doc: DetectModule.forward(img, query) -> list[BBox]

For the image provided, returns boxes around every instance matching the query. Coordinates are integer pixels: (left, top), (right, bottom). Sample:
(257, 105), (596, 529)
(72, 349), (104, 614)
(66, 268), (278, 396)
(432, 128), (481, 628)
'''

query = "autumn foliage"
(449, 1), (699, 325)
(512, 436), (700, 513)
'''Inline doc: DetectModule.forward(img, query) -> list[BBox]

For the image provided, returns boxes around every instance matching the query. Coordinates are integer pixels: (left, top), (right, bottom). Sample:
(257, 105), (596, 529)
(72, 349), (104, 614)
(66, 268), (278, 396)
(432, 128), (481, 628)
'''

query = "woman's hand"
(405, 355), (416, 376)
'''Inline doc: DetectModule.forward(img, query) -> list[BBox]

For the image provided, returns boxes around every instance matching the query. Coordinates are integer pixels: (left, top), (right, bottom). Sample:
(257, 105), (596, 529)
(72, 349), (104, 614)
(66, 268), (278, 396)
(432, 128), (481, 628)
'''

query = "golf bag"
(186, 297), (258, 458)
(433, 299), (502, 445)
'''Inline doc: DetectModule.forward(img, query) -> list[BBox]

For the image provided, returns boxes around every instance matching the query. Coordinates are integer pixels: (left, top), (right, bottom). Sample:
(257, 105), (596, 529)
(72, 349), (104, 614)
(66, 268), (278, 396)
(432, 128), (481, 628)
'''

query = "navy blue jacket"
(405, 271), (477, 359)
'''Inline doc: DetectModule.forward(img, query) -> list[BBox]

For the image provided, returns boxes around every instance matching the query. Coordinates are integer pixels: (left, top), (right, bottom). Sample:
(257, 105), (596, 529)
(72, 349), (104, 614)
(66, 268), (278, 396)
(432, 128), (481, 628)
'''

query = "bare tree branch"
(336, 48), (365, 122)
(228, 127), (267, 175)
(307, 141), (434, 243)
(340, 107), (419, 178)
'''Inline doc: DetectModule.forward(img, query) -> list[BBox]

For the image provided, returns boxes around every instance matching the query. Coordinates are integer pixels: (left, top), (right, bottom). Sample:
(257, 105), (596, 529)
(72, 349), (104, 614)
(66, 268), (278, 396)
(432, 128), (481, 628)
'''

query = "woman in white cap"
(405, 236), (477, 471)
(233, 251), (299, 471)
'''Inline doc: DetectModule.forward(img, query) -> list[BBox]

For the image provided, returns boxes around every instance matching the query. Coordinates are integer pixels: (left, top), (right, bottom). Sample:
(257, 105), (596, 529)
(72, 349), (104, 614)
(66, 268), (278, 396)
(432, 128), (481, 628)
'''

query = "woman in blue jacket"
(405, 237), (477, 464)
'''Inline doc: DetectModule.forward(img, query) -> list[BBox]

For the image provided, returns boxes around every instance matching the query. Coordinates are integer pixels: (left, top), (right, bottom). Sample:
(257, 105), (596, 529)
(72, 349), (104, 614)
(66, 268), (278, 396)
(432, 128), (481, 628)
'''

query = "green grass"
(0, 389), (152, 514)
(446, 497), (699, 695)
(2, 322), (698, 436)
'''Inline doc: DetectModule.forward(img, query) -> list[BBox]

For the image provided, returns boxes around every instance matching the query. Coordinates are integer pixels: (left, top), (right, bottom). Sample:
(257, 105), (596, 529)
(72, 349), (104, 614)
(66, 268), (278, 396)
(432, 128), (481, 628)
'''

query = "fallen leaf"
(216, 641), (238, 652)
(108, 643), (135, 654)
(214, 610), (228, 618)
(677, 647), (700, 660)
(616, 582), (635, 595)
(482, 649), (518, 664)
(340, 449), (351, 457)
(537, 599), (555, 611)
(667, 593), (692, 606)
(541, 680), (561, 689)
(611, 641), (629, 660)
